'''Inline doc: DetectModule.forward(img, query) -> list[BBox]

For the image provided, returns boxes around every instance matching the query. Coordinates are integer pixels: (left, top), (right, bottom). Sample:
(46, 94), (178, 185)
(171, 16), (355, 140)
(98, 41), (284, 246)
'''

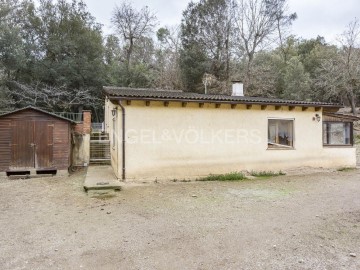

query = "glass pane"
(278, 121), (293, 146)
(345, 123), (351, 144)
(268, 119), (293, 148)
(269, 123), (276, 143)
(329, 123), (345, 145)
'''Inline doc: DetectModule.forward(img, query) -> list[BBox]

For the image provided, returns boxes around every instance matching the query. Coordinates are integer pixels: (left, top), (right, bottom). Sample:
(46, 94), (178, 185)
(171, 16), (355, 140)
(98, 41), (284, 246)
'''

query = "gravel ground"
(0, 169), (360, 270)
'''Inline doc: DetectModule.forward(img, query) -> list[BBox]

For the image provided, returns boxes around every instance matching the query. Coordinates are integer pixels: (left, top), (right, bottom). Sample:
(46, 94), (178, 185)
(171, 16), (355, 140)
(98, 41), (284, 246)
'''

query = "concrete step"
(84, 166), (121, 192)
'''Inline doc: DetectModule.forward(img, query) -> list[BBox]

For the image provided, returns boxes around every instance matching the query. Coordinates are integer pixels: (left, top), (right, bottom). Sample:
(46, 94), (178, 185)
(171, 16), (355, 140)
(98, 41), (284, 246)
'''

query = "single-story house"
(103, 84), (359, 181)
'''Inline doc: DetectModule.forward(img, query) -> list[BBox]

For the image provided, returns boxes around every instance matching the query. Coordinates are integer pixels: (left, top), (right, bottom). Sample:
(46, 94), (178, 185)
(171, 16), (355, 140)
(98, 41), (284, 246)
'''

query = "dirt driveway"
(0, 169), (360, 270)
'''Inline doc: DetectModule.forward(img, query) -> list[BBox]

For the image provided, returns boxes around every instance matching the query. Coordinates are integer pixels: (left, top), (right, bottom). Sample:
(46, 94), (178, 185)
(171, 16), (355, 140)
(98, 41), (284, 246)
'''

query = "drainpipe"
(118, 100), (126, 180)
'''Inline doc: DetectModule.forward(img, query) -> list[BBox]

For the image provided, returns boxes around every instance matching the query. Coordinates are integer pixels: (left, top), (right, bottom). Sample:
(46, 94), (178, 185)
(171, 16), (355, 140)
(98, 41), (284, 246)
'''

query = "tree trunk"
(347, 91), (356, 115)
(126, 38), (134, 72)
(244, 53), (254, 94)
(225, 37), (230, 82)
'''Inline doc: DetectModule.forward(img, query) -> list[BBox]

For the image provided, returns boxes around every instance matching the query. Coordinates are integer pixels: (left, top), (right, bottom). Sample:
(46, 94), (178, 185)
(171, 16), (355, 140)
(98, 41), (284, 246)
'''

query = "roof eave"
(108, 96), (342, 109)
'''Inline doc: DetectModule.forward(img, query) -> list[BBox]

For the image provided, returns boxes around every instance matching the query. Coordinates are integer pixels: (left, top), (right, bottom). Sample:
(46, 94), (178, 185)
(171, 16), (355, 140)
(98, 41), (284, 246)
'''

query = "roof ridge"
(103, 86), (183, 93)
(0, 106), (78, 123)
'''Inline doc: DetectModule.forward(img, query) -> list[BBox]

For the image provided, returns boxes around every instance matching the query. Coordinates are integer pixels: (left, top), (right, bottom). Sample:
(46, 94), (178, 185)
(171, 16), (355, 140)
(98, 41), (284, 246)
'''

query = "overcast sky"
(84, 0), (360, 44)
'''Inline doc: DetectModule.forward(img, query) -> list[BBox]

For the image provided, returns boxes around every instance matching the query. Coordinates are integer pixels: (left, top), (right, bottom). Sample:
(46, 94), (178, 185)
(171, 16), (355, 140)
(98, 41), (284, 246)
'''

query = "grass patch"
(337, 167), (357, 172)
(197, 172), (247, 181)
(172, 179), (191, 182)
(250, 170), (286, 178)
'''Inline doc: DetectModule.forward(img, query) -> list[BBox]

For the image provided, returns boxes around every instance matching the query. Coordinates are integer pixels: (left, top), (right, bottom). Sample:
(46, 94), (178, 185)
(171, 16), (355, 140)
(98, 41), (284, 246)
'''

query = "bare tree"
(6, 81), (102, 112)
(155, 25), (183, 90)
(111, 2), (157, 71)
(314, 19), (360, 113)
(235, 0), (295, 91)
(275, 2), (297, 63)
(340, 18), (360, 110)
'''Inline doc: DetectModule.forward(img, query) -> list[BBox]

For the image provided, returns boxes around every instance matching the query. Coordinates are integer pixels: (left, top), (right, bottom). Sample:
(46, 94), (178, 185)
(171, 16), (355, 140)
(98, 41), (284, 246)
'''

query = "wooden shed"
(0, 106), (76, 176)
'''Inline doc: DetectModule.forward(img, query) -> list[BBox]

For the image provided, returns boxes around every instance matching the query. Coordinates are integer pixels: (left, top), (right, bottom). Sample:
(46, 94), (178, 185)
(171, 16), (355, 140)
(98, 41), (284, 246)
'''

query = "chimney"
(232, 81), (244, 96)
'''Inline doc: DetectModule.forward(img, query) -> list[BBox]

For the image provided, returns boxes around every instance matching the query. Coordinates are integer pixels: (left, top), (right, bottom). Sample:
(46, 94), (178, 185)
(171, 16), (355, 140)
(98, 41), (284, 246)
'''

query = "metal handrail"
(53, 112), (83, 122)
(91, 123), (104, 132)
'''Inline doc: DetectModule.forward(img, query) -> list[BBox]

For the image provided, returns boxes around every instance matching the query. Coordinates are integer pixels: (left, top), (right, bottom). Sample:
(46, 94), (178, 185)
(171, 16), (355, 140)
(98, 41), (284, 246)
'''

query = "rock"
(273, 245), (277, 248)
(350, 253), (357, 257)
(106, 211), (111, 214)
(191, 195), (198, 198)
(55, 249), (58, 252)
(298, 259), (304, 263)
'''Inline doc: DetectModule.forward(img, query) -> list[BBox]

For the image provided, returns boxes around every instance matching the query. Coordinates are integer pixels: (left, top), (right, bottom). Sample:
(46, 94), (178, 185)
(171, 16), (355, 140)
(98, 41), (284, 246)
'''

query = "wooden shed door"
(11, 121), (35, 168)
(34, 122), (54, 168)
(11, 121), (54, 169)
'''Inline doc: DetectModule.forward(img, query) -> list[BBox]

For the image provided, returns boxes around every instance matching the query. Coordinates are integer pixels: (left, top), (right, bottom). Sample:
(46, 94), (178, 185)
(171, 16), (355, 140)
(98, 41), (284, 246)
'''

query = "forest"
(1, 0), (360, 116)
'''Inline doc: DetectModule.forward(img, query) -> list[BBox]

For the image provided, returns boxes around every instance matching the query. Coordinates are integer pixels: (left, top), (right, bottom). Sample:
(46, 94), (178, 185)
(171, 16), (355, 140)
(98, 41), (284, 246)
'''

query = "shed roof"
(0, 106), (77, 123)
(104, 87), (342, 108)
(323, 112), (360, 121)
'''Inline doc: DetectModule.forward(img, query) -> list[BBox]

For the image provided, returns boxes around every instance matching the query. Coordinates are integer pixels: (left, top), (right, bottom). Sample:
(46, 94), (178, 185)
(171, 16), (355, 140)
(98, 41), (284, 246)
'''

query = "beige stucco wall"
(105, 100), (356, 181)
(105, 98), (120, 178)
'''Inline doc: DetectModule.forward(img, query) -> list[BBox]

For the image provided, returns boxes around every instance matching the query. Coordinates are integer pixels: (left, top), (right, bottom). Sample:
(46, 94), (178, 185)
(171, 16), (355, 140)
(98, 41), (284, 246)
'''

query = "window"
(268, 119), (294, 149)
(323, 122), (352, 146)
